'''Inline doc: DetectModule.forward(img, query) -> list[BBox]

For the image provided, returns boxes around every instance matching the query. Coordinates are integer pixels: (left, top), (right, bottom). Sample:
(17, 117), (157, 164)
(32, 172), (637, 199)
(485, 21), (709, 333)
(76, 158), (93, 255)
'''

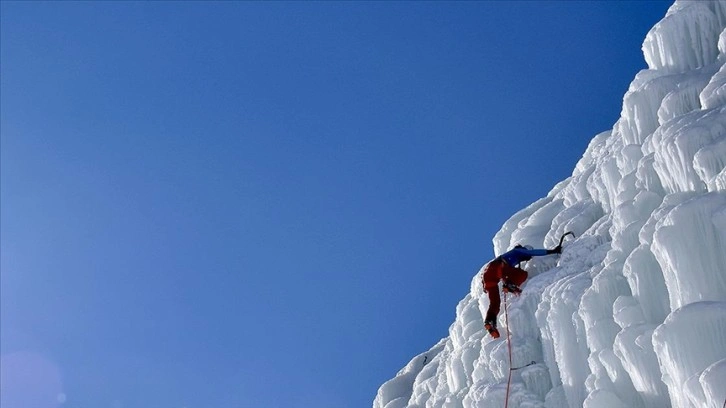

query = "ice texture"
(374, 2), (726, 408)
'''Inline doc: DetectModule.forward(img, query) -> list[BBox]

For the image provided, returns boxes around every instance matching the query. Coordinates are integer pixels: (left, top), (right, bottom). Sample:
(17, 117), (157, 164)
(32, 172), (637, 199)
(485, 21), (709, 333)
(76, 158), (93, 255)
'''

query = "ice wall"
(375, 1), (726, 408)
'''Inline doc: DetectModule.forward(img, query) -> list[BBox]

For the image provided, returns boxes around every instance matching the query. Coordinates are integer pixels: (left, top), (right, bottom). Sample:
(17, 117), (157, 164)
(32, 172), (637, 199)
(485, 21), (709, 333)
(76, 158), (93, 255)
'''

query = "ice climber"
(481, 243), (562, 338)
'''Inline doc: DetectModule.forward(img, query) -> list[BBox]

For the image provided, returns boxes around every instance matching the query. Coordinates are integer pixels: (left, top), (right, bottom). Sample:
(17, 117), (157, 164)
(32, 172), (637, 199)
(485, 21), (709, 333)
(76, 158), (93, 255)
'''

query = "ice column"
(651, 192), (726, 310)
(652, 302), (726, 408)
(643, 1), (723, 73)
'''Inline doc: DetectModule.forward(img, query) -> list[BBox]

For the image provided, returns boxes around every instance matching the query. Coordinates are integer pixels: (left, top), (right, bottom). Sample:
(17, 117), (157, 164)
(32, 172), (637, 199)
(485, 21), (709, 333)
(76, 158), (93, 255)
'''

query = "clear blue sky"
(1, 2), (672, 407)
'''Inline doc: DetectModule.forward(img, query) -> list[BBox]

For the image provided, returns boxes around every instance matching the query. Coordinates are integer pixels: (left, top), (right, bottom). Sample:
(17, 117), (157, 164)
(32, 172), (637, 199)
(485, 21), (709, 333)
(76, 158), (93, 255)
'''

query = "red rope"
(504, 291), (513, 408)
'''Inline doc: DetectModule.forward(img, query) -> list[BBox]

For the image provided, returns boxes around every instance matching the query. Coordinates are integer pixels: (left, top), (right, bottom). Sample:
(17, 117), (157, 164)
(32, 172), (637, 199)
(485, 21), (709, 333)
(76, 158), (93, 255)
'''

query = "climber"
(481, 243), (562, 339)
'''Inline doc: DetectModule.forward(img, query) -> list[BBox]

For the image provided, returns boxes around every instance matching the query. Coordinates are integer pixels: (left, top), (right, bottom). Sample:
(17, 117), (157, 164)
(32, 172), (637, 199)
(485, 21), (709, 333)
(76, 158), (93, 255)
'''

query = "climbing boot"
(503, 282), (522, 295)
(484, 320), (500, 339)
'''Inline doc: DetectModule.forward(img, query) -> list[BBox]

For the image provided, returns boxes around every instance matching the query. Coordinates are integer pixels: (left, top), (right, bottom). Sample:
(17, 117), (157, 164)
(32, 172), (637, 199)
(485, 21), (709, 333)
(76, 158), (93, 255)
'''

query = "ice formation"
(374, 2), (726, 408)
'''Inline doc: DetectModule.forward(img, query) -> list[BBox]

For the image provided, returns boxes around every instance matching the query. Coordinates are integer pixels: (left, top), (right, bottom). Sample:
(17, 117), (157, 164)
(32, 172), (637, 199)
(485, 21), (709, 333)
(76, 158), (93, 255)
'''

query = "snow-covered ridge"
(374, 2), (726, 408)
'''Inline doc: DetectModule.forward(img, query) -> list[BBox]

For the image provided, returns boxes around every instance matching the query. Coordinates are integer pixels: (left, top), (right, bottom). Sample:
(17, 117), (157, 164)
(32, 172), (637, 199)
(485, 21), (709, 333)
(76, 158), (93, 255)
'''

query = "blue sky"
(1, 2), (672, 407)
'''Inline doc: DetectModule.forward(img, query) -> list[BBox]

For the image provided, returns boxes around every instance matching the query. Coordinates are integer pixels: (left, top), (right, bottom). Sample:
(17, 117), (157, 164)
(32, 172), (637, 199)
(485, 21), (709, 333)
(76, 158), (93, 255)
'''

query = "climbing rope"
(504, 291), (513, 408)
(502, 232), (575, 408)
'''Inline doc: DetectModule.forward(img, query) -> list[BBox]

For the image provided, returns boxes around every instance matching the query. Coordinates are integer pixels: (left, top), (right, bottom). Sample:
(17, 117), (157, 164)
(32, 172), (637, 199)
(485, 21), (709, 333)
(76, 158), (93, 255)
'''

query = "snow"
(374, 1), (726, 407)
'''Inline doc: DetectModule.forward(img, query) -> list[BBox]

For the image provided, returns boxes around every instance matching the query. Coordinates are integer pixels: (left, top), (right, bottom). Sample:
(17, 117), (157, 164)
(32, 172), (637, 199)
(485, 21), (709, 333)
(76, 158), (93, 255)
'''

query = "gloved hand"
(547, 245), (562, 254)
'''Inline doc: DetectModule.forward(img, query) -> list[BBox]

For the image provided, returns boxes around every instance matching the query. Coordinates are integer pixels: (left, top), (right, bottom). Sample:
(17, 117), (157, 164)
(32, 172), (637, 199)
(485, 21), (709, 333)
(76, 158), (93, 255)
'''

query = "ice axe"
(552, 231), (575, 253)
(558, 231), (575, 247)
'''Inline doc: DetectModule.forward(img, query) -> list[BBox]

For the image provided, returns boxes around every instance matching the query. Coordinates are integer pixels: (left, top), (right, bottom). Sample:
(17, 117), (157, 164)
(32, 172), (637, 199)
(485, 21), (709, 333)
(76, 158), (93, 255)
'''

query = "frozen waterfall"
(374, 1), (726, 407)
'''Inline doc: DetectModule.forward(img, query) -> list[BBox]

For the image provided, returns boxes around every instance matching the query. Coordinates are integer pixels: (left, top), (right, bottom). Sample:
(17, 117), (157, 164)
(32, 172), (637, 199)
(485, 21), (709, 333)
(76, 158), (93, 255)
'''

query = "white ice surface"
(375, 2), (726, 407)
